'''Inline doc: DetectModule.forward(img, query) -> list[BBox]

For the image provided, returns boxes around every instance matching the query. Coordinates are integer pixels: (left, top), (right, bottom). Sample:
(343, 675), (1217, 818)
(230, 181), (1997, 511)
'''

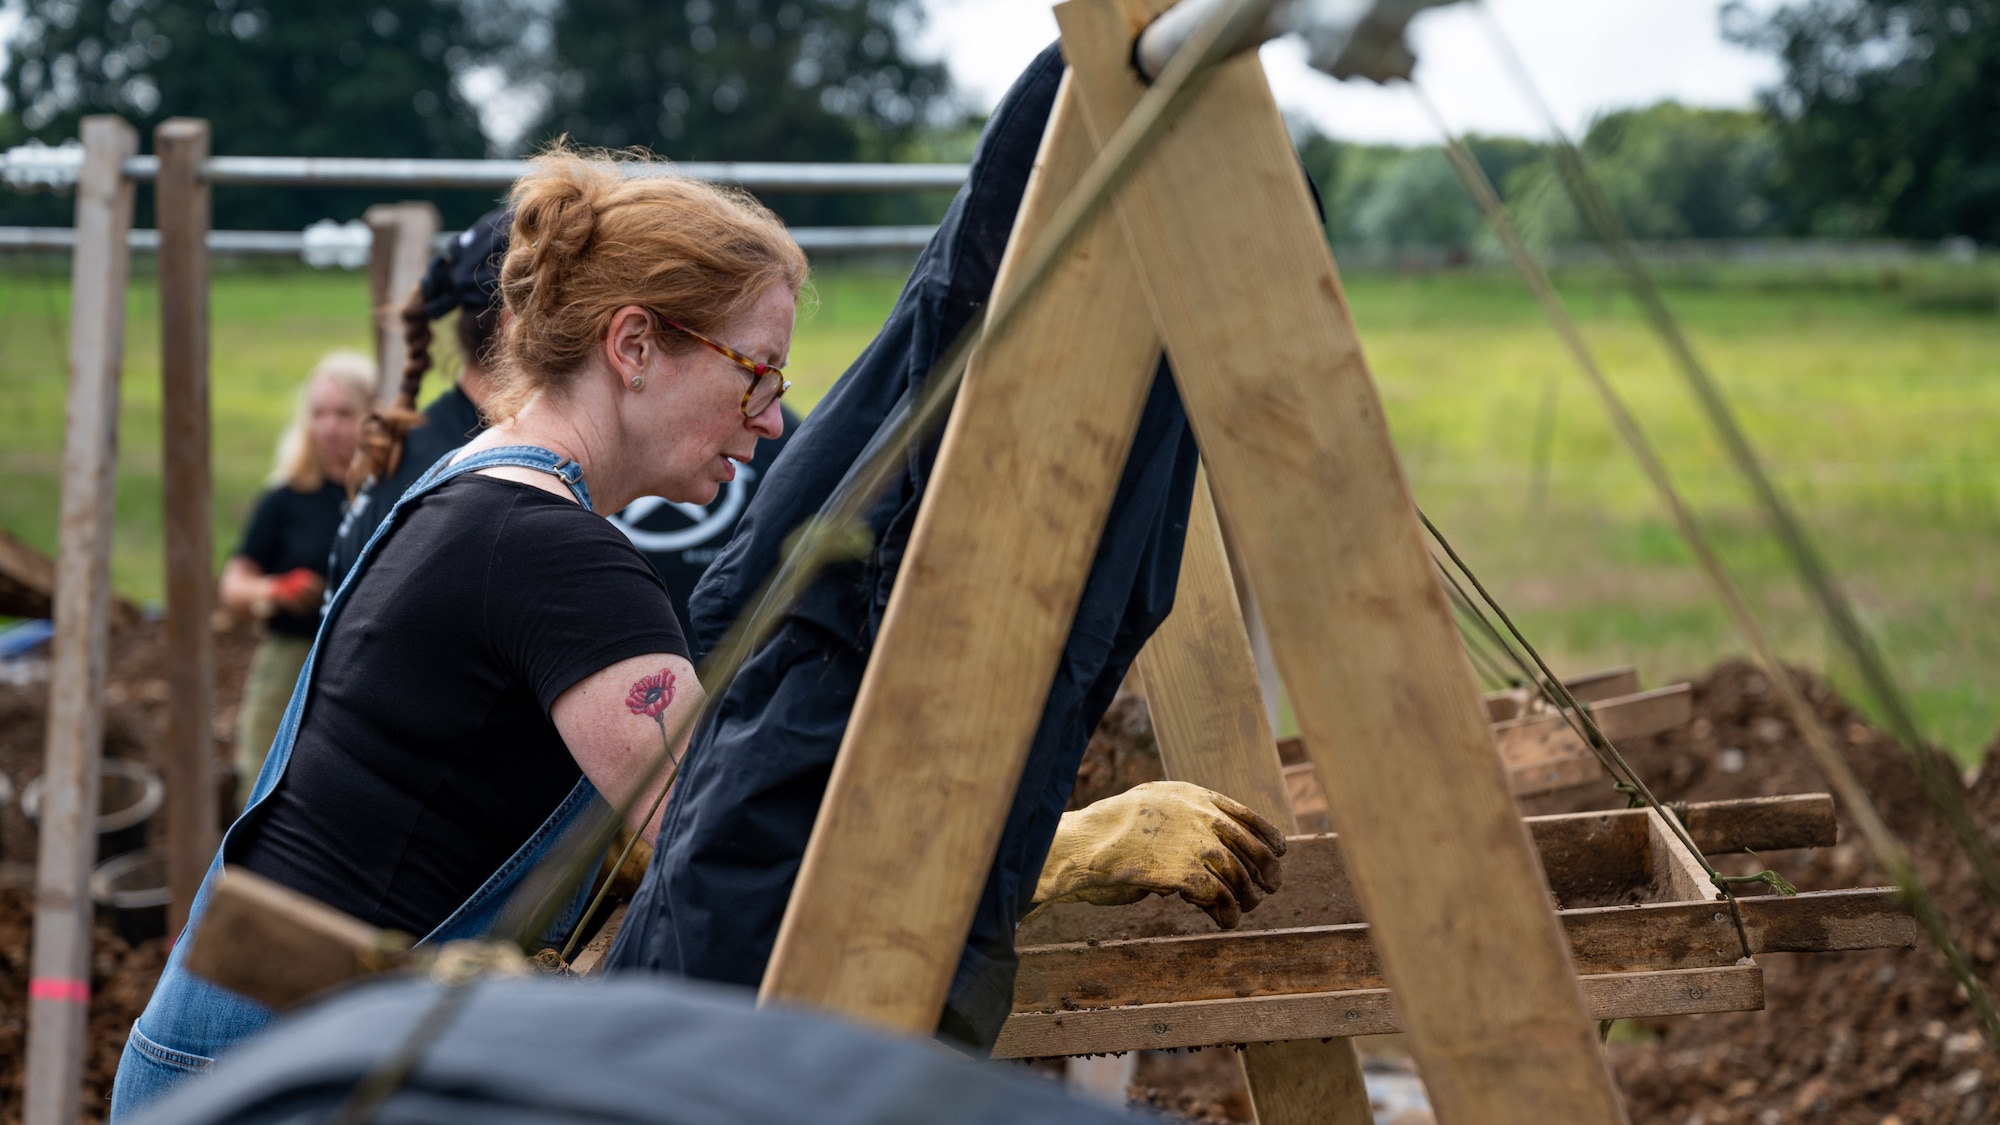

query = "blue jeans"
(110, 446), (604, 1119)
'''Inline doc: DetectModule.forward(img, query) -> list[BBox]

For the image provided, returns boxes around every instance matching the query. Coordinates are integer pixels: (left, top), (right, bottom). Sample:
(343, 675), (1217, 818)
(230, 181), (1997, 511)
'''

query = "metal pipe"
(118, 155), (969, 192)
(4, 141), (969, 194)
(1134, 0), (1288, 79)
(1134, 0), (1462, 83)
(0, 223), (937, 257)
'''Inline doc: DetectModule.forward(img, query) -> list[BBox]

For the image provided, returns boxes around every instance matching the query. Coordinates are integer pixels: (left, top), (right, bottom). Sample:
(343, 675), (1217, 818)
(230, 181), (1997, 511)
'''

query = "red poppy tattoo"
(626, 668), (677, 720)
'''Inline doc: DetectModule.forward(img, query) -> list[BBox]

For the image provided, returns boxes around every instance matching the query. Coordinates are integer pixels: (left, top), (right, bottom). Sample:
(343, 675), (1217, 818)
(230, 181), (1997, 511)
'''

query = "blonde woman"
(218, 350), (373, 809)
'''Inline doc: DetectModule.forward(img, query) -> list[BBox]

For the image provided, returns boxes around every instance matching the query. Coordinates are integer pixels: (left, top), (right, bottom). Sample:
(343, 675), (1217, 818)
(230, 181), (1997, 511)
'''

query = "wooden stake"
(1053, 3), (1627, 1118)
(155, 118), (218, 934)
(363, 202), (440, 402)
(24, 114), (137, 1125)
(757, 76), (1168, 1030)
(1133, 471), (1371, 1125)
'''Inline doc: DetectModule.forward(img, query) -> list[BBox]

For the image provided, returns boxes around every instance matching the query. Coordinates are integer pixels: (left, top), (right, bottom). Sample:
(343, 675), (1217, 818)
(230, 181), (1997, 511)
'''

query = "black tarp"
(605, 42), (1203, 1049)
(130, 976), (1137, 1124)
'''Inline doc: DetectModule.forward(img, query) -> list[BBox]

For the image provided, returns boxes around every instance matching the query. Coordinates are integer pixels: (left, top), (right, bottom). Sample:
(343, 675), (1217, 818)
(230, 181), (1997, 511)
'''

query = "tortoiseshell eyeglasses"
(653, 312), (790, 419)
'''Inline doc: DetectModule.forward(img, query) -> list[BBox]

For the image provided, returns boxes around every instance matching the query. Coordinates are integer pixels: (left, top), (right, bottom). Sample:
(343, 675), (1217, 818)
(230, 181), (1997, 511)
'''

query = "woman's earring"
(629, 375), (645, 390)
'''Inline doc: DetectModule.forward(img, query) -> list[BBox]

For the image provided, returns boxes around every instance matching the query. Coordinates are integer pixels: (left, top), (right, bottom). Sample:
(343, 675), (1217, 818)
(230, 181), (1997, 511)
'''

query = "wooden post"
(1134, 472), (1372, 1125)
(1054, 2), (1628, 1119)
(24, 114), (137, 1125)
(757, 76), (1167, 1029)
(156, 118), (219, 934)
(363, 202), (440, 401)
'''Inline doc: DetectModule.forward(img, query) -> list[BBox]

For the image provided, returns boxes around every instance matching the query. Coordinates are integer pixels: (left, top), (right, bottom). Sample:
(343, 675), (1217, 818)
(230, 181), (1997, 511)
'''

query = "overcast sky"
(0, 1), (1785, 148)
(915, 0), (1785, 144)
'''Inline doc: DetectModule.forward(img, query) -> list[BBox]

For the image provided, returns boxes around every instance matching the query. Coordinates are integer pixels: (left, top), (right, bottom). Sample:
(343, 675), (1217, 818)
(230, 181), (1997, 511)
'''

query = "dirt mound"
(0, 885), (166, 1123)
(1073, 660), (2000, 1122)
(1573, 661), (2000, 1124)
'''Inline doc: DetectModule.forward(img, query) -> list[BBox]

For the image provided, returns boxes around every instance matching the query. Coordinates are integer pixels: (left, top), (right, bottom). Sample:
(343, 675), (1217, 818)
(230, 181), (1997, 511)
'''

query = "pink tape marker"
(29, 977), (91, 1004)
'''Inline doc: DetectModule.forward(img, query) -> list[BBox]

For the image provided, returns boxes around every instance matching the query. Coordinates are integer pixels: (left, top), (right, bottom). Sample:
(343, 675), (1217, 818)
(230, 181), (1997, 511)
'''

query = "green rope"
(1423, 513), (1759, 960)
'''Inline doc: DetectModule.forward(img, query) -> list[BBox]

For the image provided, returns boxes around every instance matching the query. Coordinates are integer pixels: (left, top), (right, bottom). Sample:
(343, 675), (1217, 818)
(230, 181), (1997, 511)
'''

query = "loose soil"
(3, 632), (1994, 1123)
(1070, 664), (2000, 1123)
(0, 617), (258, 1125)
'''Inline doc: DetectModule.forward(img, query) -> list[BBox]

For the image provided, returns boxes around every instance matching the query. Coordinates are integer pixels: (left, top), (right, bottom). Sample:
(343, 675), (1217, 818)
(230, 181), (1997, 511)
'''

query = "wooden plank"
(1283, 745), (1612, 806)
(363, 201), (440, 402)
(1020, 796), (1842, 945)
(155, 117), (219, 935)
(23, 115), (137, 1125)
(1241, 1036), (1370, 1125)
(1565, 666), (1641, 704)
(994, 965), (1763, 1057)
(0, 525), (141, 628)
(756, 76), (1168, 1030)
(0, 527), (60, 621)
(1131, 472), (1370, 1125)
(1492, 683), (1693, 767)
(1478, 666), (1638, 724)
(1050, 8), (1627, 1116)
(1682, 792), (1837, 854)
(184, 866), (409, 1009)
(571, 902), (627, 977)
(1019, 830), (1360, 944)
(1012, 888), (1910, 1013)
(1648, 808), (1719, 903)
(1288, 666), (1643, 758)
(1284, 683), (1695, 822)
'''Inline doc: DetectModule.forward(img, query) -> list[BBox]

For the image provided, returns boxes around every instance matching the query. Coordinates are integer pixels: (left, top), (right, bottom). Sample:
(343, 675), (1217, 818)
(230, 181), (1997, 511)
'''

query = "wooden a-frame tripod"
(758, 1), (1636, 1119)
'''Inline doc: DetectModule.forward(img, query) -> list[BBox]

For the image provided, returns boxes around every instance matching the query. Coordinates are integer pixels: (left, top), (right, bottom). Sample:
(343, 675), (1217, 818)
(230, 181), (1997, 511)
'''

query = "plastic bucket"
(90, 848), (170, 944)
(23, 758), (165, 860)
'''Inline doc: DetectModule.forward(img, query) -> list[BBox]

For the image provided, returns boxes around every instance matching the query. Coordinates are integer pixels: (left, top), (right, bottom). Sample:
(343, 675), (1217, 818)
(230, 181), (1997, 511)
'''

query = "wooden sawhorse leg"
(758, 74), (1170, 1028)
(1134, 470), (1373, 1124)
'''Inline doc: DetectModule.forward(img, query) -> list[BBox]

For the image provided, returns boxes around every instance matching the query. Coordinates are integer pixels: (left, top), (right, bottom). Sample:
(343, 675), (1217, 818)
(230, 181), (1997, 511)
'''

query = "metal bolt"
(1153, 1022), (1170, 1035)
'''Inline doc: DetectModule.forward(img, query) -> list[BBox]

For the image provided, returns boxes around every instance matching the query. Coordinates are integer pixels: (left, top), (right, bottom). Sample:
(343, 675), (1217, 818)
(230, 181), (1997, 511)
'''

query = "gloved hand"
(265, 568), (325, 614)
(1032, 781), (1286, 929)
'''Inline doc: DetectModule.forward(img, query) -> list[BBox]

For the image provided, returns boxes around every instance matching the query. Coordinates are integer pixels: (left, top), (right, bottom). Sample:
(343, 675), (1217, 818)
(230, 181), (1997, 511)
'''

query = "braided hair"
(345, 207), (513, 495)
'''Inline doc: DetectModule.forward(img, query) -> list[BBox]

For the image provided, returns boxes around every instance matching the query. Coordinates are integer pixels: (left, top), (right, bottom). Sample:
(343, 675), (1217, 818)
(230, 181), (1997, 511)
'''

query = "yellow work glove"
(1031, 781), (1286, 929)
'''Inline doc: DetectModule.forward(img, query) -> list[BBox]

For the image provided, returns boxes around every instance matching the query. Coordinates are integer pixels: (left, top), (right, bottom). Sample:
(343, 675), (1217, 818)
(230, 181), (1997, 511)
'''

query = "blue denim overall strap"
(111, 445), (606, 1120)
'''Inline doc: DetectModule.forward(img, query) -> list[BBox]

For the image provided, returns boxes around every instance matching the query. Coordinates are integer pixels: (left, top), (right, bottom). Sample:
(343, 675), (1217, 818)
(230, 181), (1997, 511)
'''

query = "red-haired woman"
(112, 149), (807, 1117)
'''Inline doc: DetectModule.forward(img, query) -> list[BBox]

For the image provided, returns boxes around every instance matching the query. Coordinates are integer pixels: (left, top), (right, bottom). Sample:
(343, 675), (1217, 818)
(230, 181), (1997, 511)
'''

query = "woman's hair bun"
(485, 141), (809, 421)
(505, 148), (605, 307)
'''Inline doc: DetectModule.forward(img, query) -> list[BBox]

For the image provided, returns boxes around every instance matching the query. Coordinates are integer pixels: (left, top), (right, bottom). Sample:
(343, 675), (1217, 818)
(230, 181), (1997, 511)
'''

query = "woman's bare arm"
(218, 556), (272, 619)
(549, 652), (704, 842)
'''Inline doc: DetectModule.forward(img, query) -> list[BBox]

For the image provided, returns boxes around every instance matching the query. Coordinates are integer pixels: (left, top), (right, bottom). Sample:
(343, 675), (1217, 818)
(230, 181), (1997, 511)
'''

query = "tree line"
(1302, 0), (1997, 255)
(0, 0), (1992, 245)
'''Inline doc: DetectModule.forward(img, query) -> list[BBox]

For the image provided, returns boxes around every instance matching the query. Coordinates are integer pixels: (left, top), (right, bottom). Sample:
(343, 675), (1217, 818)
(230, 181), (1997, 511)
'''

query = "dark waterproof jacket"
(605, 43), (1202, 1049)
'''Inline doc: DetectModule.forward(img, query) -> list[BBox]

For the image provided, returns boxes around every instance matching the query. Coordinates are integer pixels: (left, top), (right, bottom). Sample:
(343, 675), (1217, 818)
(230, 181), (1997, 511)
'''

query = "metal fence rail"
(0, 223), (939, 260)
(1, 140), (970, 194)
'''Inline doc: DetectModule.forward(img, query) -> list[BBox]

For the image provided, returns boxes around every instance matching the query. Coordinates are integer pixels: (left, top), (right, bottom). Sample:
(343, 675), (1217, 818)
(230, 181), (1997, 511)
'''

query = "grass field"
(1, 255), (1995, 762)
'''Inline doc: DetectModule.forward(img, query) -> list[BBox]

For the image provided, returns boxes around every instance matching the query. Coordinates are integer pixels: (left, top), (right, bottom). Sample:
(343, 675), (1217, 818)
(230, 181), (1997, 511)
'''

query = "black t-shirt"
(236, 481), (348, 638)
(607, 404), (798, 627)
(324, 386), (487, 596)
(235, 474), (690, 935)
